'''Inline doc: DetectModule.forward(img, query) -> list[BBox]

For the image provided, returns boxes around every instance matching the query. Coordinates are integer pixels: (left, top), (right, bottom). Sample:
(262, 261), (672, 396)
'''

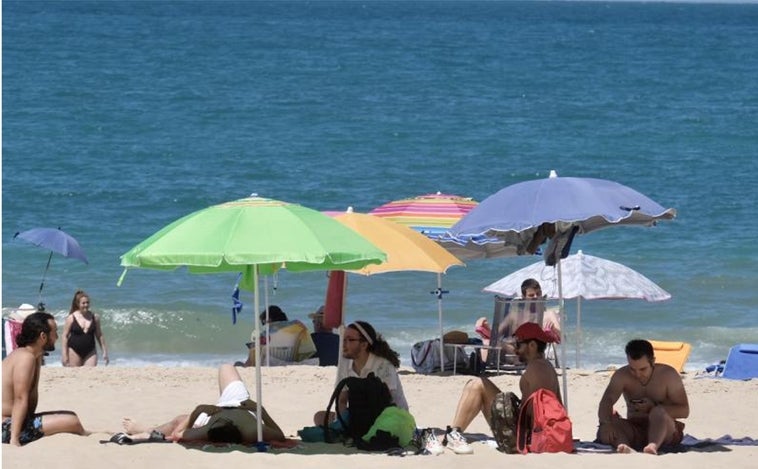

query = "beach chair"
(259, 320), (317, 364)
(482, 296), (552, 373)
(721, 343), (758, 380)
(649, 340), (692, 373)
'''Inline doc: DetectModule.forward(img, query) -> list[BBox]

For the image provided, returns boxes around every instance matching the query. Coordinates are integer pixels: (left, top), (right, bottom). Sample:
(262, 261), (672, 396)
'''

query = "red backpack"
(516, 389), (574, 454)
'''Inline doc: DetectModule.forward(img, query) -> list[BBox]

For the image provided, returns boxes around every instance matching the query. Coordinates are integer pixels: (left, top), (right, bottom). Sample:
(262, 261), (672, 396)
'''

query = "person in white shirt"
(313, 321), (408, 425)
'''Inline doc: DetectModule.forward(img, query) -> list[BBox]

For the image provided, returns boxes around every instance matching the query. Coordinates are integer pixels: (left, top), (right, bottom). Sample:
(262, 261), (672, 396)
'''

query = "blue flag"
(231, 273), (243, 324)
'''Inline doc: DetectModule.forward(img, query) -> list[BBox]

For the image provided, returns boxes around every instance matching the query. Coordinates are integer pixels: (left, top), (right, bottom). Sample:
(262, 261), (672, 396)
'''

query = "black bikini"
(68, 317), (96, 358)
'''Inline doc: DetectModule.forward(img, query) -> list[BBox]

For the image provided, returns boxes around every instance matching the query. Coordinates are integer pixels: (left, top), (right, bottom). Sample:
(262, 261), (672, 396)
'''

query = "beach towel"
(574, 434), (758, 454)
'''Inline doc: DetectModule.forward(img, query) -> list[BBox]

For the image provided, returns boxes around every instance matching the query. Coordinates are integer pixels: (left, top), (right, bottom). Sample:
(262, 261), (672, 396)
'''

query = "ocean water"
(3, 1), (757, 371)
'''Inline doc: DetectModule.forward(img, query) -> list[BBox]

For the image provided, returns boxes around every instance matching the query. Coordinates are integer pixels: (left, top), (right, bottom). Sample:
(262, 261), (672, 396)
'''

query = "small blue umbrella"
(14, 227), (89, 302)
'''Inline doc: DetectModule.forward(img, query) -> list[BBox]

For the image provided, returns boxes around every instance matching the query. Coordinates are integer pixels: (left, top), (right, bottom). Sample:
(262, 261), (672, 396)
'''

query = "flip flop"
(99, 432), (134, 445)
(149, 430), (166, 442)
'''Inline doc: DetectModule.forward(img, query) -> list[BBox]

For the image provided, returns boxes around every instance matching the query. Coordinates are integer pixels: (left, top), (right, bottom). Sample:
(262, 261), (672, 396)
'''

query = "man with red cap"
(436, 322), (562, 455)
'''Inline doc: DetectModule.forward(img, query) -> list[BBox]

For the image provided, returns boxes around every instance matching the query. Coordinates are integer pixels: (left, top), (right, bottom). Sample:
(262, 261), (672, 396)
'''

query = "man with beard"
(439, 322), (562, 454)
(596, 339), (689, 454)
(2, 312), (88, 446)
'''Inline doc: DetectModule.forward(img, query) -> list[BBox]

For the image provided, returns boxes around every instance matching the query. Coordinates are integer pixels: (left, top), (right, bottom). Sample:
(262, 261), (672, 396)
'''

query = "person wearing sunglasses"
(313, 320), (408, 426)
(438, 322), (561, 455)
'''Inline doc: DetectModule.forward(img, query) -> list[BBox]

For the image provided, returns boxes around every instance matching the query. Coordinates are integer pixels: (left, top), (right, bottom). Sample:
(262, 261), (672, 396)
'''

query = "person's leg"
(218, 363), (243, 393)
(67, 348), (84, 367)
(123, 414), (189, 437)
(40, 411), (88, 437)
(596, 418), (640, 452)
(450, 377), (500, 431)
(82, 351), (97, 366)
(643, 406), (677, 454)
(313, 410), (335, 426)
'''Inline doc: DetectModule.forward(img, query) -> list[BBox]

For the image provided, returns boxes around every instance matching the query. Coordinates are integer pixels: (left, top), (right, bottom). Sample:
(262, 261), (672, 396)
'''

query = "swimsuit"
(68, 316), (96, 358)
(2, 415), (45, 445)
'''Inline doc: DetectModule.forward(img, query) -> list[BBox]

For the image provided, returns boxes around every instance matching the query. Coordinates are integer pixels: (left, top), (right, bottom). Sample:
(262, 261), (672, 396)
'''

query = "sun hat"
(9, 303), (38, 322)
(307, 305), (325, 320)
(513, 322), (557, 344)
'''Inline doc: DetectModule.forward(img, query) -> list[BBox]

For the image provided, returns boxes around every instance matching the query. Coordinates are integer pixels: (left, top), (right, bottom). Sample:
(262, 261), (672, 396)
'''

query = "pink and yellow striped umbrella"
(369, 192), (478, 238)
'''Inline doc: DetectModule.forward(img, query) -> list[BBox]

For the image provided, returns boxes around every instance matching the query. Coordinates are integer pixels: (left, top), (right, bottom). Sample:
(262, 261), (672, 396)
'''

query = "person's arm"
(661, 372), (689, 419)
(61, 316), (73, 366)
(597, 371), (624, 424)
(94, 314), (109, 365)
(9, 355), (36, 446)
(174, 423), (209, 442)
(168, 414), (193, 442)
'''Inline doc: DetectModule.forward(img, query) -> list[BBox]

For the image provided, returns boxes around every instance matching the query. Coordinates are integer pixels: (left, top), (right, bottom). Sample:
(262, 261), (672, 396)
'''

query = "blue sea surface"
(3, 1), (757, 371)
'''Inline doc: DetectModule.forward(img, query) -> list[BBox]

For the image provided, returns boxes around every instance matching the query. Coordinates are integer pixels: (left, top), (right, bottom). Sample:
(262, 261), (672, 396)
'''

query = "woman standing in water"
(61, 290), (109, 366)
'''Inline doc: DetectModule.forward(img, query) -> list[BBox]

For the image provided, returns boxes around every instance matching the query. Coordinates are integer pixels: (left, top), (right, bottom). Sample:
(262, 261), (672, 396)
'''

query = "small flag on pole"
(231, 273), (243, 324)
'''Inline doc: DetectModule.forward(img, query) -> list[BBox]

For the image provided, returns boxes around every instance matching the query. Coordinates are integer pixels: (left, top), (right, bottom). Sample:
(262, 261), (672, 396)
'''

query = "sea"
(3, 0), (757, 372)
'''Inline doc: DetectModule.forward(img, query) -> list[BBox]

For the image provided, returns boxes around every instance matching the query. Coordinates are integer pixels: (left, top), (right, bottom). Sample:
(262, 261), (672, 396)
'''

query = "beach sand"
(3, 365), (756, 468)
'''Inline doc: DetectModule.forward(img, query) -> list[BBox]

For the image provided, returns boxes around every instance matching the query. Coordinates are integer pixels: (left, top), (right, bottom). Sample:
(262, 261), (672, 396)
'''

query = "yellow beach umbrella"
(330, 208), (465, 369)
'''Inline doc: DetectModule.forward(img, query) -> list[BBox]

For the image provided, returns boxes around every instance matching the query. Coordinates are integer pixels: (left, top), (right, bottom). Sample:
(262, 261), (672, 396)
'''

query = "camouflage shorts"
(490, 391), (520, 453)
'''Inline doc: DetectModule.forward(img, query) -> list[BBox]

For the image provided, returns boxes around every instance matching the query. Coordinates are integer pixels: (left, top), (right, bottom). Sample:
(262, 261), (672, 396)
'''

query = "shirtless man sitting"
(596, 339), (689, 454)
(3, 312), (88, 446)
(439, 322), (562, 454)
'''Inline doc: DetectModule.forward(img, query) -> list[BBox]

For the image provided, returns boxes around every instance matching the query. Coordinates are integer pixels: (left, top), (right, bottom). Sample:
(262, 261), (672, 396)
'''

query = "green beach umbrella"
(118, 195), (386, 444)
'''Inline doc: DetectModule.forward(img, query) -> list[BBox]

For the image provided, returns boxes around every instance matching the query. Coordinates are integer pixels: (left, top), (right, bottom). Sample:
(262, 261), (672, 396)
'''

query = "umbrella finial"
(549, 170), (558, 178)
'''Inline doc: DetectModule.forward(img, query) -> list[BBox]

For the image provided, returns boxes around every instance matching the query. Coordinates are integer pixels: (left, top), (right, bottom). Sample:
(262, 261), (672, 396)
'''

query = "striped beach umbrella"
(369, 192), (478, 238)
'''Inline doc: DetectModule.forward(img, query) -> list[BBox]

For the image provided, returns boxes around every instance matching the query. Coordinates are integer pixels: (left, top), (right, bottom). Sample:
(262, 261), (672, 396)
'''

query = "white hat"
(9, 303), (37, 322)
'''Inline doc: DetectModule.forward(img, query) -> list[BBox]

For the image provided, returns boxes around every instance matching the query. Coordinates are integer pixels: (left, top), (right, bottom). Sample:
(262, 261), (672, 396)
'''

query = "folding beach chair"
(649, 340), (692, 373)
(721, 343), (758, 380)
(483, 296), (553, 373)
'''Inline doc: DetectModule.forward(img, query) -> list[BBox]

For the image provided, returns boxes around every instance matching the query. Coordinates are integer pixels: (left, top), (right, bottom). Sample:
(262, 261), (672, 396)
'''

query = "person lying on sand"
(120, 364), (285, 444)
(596, 339), (689, 454)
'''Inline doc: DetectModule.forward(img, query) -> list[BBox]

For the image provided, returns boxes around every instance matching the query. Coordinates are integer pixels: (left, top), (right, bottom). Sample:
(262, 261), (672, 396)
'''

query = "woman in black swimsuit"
(61, 290), (109, 366)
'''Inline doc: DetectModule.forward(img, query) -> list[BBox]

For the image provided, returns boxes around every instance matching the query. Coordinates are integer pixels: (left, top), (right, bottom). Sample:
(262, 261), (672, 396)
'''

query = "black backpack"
(323, 372), (394, 447)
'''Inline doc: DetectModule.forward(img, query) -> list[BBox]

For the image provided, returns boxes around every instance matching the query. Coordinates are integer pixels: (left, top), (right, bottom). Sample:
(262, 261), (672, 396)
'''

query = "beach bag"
(323, 372), (394, 447)
(490, 391), (521, 453)
(361, 406), (416, 450)
(516, 389), (574, 454)
(410, 339), (469, 374)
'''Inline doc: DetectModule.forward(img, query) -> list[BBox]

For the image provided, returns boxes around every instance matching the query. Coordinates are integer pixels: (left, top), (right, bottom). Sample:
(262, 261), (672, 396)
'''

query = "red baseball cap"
(513, 322), (558, 344)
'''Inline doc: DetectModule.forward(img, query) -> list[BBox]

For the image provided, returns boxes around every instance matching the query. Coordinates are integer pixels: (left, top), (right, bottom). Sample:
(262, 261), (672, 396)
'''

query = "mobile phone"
(630, 398), (644, 404)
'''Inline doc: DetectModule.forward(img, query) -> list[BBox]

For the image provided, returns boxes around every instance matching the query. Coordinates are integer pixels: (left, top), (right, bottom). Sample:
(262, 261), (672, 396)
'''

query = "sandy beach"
(2, 365), (756, 468)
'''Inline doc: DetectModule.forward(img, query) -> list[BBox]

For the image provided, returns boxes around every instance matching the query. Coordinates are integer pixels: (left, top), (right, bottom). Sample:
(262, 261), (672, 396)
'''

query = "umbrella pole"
(557, 259), (569, 412)
(264, 276), (270, 368)
(37, 251), (54, 304)
(253, 266), (264, 444)
(436, 274), (444, 373)
(576, 297), (582, 369)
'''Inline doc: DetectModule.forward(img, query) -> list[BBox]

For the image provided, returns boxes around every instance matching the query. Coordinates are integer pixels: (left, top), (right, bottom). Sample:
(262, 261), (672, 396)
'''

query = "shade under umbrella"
(119, 195), (386, 443)
(328, 208), (464, 369)
(451, 171), (676, 410)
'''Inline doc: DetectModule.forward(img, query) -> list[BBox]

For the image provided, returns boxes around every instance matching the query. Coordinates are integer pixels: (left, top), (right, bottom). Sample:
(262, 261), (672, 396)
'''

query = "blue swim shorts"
(2, 415), (45, 445)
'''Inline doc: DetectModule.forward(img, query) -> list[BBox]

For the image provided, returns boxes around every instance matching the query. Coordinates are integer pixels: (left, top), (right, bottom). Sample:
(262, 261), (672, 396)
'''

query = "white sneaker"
(444, 426), (474, 455)
(423, 429), (445, 456)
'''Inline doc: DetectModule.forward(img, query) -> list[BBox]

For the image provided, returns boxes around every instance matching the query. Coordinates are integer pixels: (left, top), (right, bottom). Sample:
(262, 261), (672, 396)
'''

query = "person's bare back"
(2, 349), (40, 420)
